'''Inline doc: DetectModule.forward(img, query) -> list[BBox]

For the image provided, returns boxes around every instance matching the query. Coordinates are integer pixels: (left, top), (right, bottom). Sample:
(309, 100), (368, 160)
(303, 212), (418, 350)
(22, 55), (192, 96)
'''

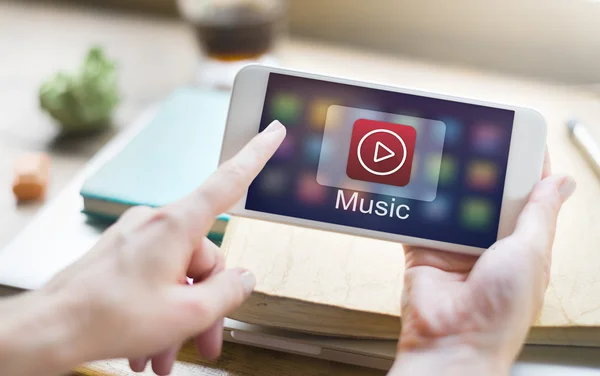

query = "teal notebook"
(80, 87), (231, 242)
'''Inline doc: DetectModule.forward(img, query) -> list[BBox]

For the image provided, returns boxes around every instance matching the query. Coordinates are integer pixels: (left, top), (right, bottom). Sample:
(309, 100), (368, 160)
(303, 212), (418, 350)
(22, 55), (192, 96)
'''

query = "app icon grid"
(246, 73), (515, 249)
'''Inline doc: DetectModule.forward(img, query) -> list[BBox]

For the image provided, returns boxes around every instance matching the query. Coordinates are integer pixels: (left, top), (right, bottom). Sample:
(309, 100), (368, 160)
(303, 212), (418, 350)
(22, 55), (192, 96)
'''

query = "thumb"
(178, 268), (256, 334)
(510, 174), (576, 258)
(462, 174), (576, 355)
(468, 174), (575, 291)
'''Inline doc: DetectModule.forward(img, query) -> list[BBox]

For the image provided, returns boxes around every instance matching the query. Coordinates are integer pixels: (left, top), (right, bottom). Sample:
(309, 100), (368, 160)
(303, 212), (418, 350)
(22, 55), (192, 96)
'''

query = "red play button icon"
(346, 119), (417, 187)
(374, 141), (395, 163)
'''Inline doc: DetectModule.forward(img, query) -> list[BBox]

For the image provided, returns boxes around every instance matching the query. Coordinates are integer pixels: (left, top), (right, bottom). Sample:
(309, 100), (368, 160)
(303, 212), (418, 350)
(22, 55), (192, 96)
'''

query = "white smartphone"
(219, 65), (547, 255)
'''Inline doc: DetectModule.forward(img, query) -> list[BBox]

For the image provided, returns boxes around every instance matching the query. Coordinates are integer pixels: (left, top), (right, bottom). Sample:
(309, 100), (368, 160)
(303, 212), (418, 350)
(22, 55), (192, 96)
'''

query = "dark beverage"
(193, 2), (282, 61)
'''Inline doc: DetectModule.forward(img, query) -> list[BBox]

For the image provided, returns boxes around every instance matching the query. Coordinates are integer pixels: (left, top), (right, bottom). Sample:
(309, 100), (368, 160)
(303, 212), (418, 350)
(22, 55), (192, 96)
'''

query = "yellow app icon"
(310, 99), (338, 130)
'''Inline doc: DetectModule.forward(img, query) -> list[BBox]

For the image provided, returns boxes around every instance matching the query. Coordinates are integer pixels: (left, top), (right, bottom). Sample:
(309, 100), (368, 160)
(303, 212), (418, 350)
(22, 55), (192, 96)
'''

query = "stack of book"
(222, 216), (600, 347)
(80, 87), (230, 243)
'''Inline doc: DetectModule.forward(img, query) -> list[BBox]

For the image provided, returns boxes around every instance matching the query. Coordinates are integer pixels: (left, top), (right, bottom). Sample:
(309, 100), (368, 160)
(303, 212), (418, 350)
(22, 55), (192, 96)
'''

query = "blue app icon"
(439, 117), (463, 147)
(304, 134), (327, 164)
(422, 194), (451, 221)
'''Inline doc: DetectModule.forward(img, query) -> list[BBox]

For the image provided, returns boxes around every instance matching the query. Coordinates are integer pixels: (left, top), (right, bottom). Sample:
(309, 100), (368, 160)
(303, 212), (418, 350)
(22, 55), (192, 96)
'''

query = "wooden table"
(2, 1), (600, 375)
(72, 341), (383, 376)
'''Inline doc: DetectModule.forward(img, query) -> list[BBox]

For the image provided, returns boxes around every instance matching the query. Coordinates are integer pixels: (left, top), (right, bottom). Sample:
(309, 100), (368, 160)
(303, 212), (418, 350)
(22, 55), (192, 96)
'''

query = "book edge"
(81, 196), (230, 222)
(250, 290), (400, 319)
(230, 291), (600, 345)
(81, 210), (227, 243)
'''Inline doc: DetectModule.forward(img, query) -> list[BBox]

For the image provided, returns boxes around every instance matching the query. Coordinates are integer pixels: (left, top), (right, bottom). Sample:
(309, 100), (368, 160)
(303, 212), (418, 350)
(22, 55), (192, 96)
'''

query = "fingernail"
(263, 120), (284, 133)
(129, 357), (149, 373)
(558, 176), (576, 201)
(237, 269), (256, 296)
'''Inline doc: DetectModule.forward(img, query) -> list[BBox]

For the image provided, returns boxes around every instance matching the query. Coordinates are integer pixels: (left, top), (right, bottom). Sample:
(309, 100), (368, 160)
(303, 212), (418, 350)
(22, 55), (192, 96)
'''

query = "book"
(80, 87), (231, 242)
(222, 216), (600, 347)
(223, 216), (404, 339)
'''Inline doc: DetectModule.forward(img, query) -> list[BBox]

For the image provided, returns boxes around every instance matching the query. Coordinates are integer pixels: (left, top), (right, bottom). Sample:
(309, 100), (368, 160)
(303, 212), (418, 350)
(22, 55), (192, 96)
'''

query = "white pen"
(567, 119), (600, 178)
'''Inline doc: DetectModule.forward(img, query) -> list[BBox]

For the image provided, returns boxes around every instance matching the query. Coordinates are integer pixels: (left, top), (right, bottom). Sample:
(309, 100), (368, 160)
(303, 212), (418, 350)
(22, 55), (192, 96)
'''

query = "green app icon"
(426, 155), (456, 185)
(438, 156), (458, 185)
(271, 94), (302, 124)
(461, 199), (493, 230)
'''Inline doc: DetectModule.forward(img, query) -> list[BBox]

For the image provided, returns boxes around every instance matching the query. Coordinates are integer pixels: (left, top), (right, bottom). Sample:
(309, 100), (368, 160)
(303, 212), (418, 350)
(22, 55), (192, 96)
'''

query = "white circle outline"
(357, 129), (407, 176)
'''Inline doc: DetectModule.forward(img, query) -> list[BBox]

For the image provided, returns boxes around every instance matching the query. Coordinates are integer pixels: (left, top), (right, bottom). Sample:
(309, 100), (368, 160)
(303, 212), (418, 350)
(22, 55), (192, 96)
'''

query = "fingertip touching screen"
(245, 73), (515, 248)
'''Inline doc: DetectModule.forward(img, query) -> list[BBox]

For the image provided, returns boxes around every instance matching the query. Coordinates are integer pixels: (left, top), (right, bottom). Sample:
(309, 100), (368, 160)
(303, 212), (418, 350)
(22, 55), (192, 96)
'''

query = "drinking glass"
(177, 0), (287, 89)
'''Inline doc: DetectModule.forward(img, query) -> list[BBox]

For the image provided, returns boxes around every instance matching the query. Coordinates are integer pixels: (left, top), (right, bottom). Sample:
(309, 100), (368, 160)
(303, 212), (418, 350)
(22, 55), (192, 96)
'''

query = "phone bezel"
(218, 65), (547, 255)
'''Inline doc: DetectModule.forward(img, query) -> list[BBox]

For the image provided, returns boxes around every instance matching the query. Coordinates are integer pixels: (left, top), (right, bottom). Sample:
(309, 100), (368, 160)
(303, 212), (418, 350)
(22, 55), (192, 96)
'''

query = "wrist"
(390, 338), (511, 376)
(0, 290), (88, 375)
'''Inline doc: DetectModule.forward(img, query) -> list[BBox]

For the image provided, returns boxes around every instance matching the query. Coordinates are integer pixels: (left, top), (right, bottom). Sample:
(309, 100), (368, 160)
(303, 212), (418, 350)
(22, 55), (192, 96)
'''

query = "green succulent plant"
(39, 47), (120, 134)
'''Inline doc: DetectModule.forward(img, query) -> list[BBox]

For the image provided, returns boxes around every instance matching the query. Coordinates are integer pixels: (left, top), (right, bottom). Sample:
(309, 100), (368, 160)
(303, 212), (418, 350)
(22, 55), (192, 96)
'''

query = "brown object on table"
(12, 153), (51, 202)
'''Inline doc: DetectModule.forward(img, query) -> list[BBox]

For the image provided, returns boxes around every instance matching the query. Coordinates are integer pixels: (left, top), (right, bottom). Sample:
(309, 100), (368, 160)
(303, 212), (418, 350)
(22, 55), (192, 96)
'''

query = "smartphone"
(219, 65), (547, 255)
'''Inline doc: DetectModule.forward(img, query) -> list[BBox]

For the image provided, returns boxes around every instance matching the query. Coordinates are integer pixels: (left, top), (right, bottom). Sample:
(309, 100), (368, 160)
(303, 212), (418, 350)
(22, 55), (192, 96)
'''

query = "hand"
(391, 150), (576, 375)
(39, 120), (286, 375)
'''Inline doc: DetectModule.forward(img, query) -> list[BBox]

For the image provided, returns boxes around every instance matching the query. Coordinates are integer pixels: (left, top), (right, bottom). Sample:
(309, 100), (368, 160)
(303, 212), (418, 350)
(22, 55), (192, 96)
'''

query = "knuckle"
(111, 228), (130, 248)
(109, 208), (157, 246)
(193, 160), (250, 211)
(214, 250), (225, 270)
(245, 142), (267, 163)
(104, 224), (135, 254)
(185, 297), (215, 319)
(222, 160), (249, 186)
(119, 205), (155, 223)
(153, 209), (188, 236)
(531, 184), (562, 214)
(105, 206), (159, 253)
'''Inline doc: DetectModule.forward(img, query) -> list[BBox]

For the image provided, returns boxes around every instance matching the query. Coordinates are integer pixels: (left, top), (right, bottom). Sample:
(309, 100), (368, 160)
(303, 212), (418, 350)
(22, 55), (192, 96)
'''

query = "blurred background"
(13, 0), (600, 83)
(2, 0), (600, 244)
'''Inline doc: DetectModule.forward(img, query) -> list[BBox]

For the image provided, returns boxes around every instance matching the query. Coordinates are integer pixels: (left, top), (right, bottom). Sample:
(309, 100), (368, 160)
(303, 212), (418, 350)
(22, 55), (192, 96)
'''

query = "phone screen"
(245, 73), (515, 248)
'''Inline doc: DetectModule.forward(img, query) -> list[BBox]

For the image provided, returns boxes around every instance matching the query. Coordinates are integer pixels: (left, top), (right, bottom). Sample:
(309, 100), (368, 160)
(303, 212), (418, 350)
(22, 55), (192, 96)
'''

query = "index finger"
(165, 120), (286, 244)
